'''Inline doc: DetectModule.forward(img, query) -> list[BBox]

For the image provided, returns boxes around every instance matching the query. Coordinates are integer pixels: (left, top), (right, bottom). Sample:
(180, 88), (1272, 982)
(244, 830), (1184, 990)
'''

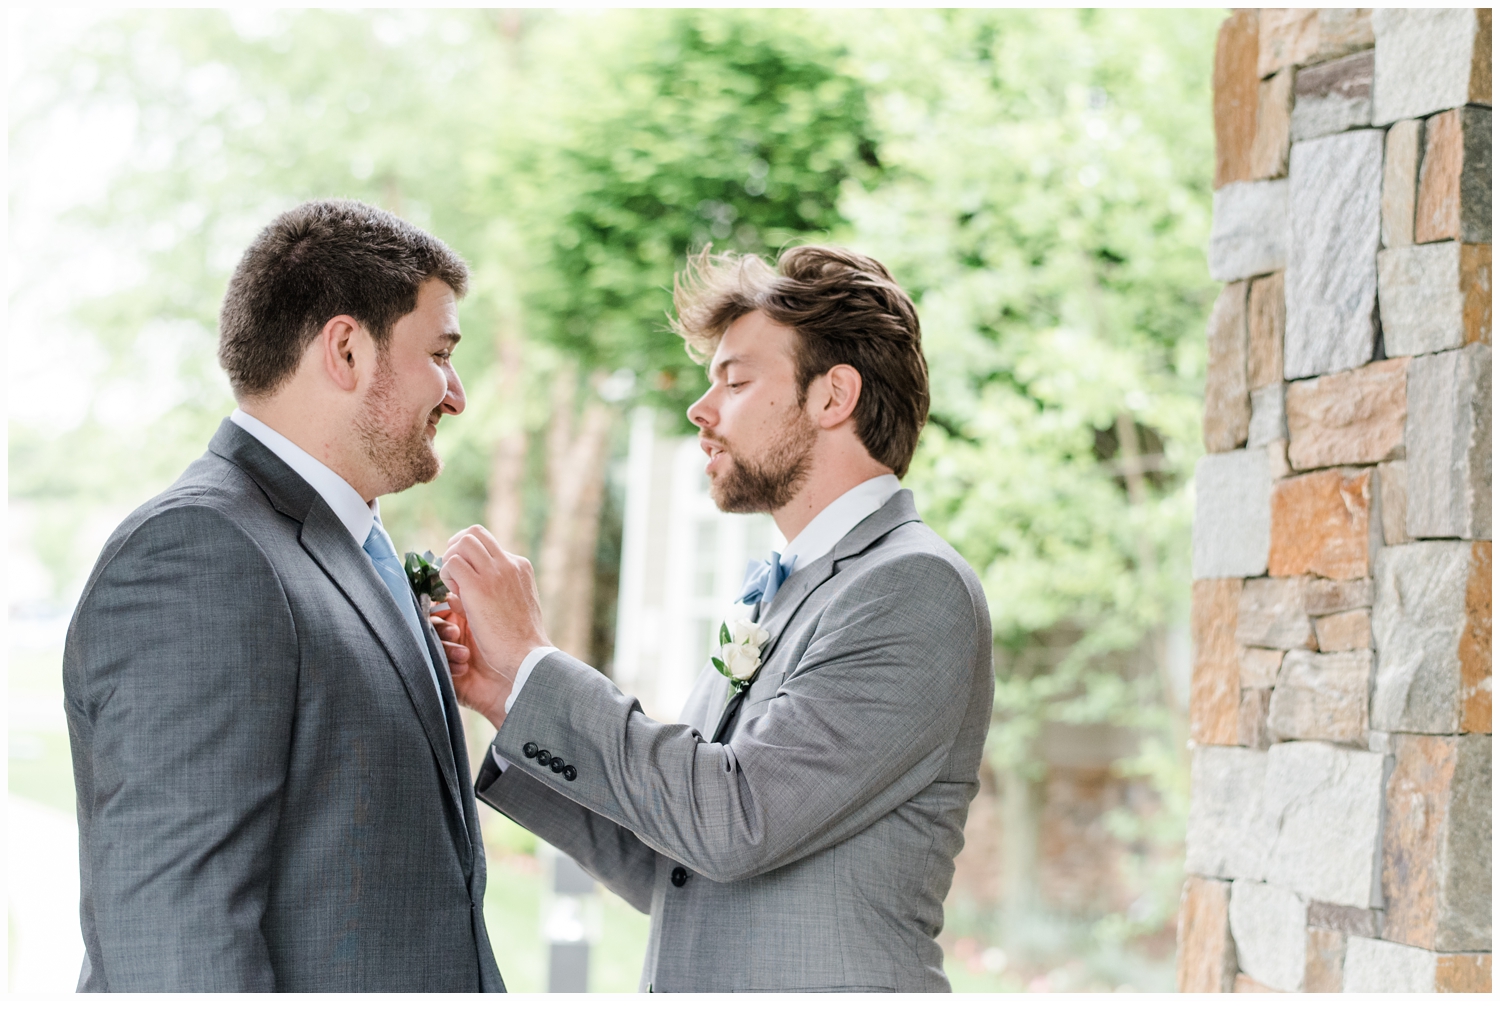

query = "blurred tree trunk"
(485, 321), (527, 551)
(538, 368), (614, 664)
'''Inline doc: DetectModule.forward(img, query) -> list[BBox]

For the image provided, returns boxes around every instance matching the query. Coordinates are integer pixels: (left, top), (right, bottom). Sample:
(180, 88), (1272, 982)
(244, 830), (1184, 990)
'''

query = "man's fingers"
(471, 525), (505, 558)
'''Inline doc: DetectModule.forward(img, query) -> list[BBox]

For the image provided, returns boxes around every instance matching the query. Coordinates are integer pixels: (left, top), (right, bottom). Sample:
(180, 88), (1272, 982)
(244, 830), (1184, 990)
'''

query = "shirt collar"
(229, 408), (378, 546)
(781, 473), (902, 573)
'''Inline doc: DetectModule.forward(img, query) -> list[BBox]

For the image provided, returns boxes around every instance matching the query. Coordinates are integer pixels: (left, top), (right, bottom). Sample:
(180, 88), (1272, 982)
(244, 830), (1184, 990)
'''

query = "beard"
(354, 358), (442, 494)
(708, 404), (818, 514)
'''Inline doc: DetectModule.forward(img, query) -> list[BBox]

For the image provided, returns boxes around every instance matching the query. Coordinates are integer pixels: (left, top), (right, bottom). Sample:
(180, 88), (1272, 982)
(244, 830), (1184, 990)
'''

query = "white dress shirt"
(493, 473), (903, 771)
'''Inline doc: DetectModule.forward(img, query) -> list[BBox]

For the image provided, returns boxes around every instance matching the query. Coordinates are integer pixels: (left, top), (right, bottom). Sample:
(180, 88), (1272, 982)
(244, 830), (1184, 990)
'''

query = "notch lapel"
(208, 420), (468, 831)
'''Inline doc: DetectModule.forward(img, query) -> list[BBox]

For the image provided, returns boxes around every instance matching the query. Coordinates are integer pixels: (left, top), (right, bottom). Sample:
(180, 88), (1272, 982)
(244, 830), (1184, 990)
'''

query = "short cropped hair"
(218, 199), (468, 398)
(672, 245), (929, 478)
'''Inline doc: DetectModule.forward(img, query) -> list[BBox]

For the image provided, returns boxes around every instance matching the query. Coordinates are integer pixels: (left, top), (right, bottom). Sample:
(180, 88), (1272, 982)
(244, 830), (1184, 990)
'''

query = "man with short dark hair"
(438, 245), (993, 992)
(64, 199), (504, 992)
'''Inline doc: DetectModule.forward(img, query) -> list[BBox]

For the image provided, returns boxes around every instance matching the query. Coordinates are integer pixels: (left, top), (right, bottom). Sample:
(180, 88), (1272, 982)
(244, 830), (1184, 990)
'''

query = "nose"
(442, 365), (466, 416)
(687, 386), (716, 431)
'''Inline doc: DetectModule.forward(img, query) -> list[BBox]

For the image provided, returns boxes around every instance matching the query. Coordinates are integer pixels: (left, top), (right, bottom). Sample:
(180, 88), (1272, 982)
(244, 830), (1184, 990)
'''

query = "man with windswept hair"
(438, 245), (994, 992)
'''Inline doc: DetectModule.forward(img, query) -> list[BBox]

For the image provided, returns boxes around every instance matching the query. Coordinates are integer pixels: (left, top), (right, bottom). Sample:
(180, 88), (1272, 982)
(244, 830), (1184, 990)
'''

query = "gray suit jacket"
(64, 419), (504, 992)
(476, 490), (993, 992)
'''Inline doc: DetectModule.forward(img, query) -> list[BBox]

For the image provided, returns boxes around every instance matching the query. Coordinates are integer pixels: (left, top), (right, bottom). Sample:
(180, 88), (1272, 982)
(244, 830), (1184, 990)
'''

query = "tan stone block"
(1268, 649), (1371, 744)
(1269, 469), (1374, 580)
(1215, 10), (1261, 188)
(1233, 973), (1280, 993)
(1204, 282), (1250, 451)
(1258, 9), (1318, 78)
(1416, 106), (1492, 245)
(1177, 875), (1237, 993)
(1192, 579), (1242, 745)
(1460, 541), (1491, 733)
(1303, 927), (1345, 993)
(1238, 688), (1273, 750)
(1462, 243), (1492, 345)
(1314, 609), (1371, 651)
(1240, 647), (1285, 688)
(1382, 734), (1492, 951)
(1472, 9), (1493, 106)
(1436, 953), (1493, 993)
(1285, 359), (1407, 470)
(1382, 119), (1423, 248)
(1308, 900), (1380, 937)
(1249, 69), (1293, 180)
(1311, 9), (1376, 65)
(1377, 460), (1409, 545)
(1267, 438), (1292, 479)
(1238, 577), (1317, 650)
(1303, 577), (1374, 615)
(1247, 271), (1285, 389)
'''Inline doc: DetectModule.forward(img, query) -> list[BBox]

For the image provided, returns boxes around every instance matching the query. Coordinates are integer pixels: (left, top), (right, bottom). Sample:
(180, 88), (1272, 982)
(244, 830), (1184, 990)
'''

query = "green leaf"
(711, 657), (728, 677)
(718, 621), (732, 646)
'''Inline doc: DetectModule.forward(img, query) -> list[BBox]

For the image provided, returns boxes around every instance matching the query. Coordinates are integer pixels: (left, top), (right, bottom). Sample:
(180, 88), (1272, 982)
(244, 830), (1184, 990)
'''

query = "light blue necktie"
(362, 518), (445, 709)
(737, 551), (797, 607)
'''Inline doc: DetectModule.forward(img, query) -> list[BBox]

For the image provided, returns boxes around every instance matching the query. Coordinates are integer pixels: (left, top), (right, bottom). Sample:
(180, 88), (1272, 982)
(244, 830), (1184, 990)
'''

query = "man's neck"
(771, 456), (895, 543)
(236, 398), (379, 503)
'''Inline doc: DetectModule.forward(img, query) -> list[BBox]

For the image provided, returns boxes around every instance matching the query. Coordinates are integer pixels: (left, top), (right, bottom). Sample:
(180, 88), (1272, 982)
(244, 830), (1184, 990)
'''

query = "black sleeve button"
(522, 742), (539, 759)
(670, 866), (688, 887)
(562, 765), (577, 781)
(549, 756), (566, 773)
(535, 749), (551, 765)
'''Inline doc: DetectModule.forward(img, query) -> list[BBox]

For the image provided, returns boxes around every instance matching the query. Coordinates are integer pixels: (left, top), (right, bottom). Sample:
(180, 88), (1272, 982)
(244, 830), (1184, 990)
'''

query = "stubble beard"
(355, 357), (443, 495)
(709, 403), (818, 514)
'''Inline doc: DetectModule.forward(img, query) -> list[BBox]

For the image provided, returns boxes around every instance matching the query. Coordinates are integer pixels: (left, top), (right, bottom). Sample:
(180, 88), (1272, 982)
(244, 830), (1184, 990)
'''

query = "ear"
(813, 364), (863, 430)
(319, 315), (367, 393)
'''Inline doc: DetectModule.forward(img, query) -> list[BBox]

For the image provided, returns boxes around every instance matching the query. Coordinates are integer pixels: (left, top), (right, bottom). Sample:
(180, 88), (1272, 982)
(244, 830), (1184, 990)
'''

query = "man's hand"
(438, 524), (553, 730)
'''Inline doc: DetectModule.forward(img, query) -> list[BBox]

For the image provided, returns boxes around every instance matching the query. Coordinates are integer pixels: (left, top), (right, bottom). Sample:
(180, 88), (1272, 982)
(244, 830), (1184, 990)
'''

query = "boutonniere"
(403, 550), (450, 608)
(711, 617), (770, 700)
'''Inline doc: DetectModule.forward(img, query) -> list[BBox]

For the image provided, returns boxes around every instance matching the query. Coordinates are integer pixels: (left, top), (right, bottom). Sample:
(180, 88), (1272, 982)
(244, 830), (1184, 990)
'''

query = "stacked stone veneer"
(1179, 9), (1493, 994)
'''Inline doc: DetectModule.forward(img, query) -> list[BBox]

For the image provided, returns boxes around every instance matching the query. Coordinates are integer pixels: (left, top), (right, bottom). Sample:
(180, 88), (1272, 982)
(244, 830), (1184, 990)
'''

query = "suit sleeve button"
(549, 756), (566, 773)
(522, 743), (539, 759)
(670, 866), (688, 887)
(562, 765), (577, 781)
(535, 749), (551, 765)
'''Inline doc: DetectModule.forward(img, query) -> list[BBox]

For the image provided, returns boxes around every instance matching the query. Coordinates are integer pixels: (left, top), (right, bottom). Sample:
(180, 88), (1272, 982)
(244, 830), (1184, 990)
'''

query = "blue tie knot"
(737, 551), (796, 606)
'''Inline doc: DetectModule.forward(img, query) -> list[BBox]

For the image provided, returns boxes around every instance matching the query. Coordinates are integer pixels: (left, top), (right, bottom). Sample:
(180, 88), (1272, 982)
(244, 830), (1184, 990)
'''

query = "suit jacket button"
(670, 866), (688, 887)
(562, 765), (577, 781)
(535, 749), (551, 765)
(522, 742), (539, 759)
(549, 756), (566, 773)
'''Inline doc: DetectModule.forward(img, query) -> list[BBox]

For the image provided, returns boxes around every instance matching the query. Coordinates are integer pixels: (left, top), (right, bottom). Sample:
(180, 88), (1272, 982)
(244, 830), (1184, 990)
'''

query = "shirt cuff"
(490, 646), (559, 774)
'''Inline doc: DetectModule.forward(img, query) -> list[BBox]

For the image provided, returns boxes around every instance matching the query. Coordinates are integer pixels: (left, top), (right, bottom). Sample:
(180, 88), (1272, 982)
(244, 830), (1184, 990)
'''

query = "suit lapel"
(208, 420), (469, 832)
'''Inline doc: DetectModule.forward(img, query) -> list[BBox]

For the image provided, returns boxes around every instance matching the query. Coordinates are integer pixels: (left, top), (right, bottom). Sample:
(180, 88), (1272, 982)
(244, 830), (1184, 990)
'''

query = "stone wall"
(1180, 9), (1492, 994)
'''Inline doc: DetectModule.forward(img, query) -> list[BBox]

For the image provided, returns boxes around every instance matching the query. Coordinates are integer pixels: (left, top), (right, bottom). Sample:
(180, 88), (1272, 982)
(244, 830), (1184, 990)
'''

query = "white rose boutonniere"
(712, 617), (770, 699)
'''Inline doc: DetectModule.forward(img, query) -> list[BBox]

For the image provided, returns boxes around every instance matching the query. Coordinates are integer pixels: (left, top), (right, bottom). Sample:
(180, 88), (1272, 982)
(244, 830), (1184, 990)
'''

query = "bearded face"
(706, 398), (818, 514)
(354, 351), (444, 494)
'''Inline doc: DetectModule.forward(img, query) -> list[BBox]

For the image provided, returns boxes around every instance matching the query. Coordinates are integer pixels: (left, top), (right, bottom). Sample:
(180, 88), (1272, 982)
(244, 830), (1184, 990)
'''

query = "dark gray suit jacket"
(64, 420), (504, 992)
(477, 490), (994, 992)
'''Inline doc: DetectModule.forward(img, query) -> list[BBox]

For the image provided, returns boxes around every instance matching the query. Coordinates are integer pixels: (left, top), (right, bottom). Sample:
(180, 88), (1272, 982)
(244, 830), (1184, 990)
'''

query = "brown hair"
(218, 199), (469, 399)
(672, 245), (929, 477)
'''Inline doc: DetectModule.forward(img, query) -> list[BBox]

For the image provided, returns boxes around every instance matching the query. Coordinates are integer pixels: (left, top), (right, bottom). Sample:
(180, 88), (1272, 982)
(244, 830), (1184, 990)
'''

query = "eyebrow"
(711, 354), (744, 380)
(440, 331), (462, 346)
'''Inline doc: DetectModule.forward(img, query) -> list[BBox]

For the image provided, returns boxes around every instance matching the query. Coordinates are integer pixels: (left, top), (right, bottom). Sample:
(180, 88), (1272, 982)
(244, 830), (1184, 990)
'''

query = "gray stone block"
(1267, 649), (1371, 744)
(1229, 880), (1308, 993)
(1292, 49), (1374, 142)
(1193, 448), (1272, 579)
(1378, 242), (1466, 356)
(1377, 460), (1410, 546)
(1371, 541), (1470, 733)
(1236, 577), (1315, 650)
(1284, 131), (1383, 379)
(1263, 741), (1387, 908)
(1209, 180), (1289, 282)
(1372, 9), (1490, 125)
(1406, 343), (1492, 539)
(1248, 384), (1288, 448)
(1185, 745), (1271, 881)
(1341, 938), (1435, 993)
(1308, 901), (1380, 938)
(1444, 735), (1493, 952)
(1303, 577), (1374, 615)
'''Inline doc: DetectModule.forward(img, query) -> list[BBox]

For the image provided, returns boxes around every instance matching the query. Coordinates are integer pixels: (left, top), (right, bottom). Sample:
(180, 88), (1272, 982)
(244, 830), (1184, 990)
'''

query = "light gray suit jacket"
(476, 490), (993, 992)
(64, 420), (504, 992)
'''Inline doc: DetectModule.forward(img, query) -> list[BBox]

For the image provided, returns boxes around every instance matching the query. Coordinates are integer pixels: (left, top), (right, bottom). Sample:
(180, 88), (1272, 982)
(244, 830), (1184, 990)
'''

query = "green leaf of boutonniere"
(403, 550), (449, 603)
(711, 656), (728, 677)
(719, 621), (732, 647)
